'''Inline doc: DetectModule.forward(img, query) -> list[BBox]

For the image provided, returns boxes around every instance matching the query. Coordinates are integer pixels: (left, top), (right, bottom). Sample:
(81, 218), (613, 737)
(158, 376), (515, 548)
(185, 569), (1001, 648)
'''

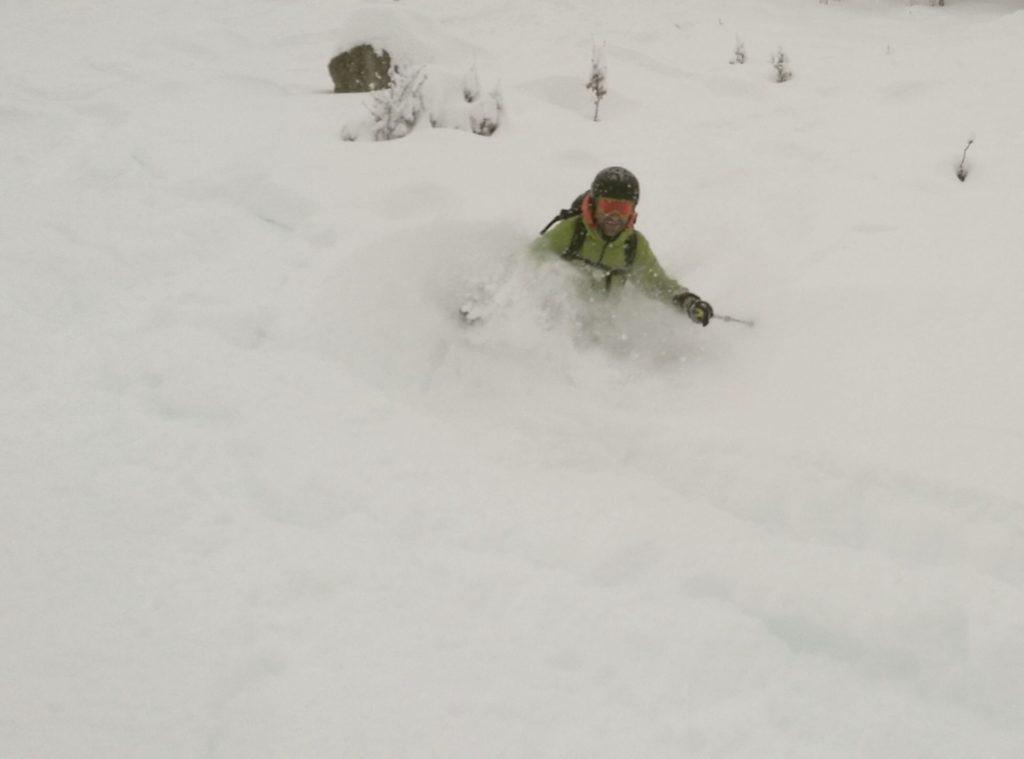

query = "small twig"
(586, 41), (607, 122)
(957, 138), (974, 182)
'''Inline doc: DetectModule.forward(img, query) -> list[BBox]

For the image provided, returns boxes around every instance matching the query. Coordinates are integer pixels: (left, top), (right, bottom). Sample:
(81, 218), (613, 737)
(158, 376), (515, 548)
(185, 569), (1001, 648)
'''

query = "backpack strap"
(561, 217), (589, 260)
(540, 210), (571, 236)
(624, 233), (638, 267)
(539, 192), (588, 235)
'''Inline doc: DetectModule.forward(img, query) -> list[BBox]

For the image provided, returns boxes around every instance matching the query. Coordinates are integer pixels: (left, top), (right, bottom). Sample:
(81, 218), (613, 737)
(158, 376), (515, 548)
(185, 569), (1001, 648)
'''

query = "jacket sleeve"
(629, 232), (689, 304)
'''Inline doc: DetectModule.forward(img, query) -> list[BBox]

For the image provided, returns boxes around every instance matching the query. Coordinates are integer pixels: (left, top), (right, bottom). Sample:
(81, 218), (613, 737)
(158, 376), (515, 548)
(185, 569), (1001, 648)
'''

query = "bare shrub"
(586, 42), (608, 121)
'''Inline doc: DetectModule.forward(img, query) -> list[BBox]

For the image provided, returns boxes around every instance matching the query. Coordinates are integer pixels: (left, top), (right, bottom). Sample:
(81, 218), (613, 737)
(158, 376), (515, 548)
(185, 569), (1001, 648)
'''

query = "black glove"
(673, 292), (713, 327)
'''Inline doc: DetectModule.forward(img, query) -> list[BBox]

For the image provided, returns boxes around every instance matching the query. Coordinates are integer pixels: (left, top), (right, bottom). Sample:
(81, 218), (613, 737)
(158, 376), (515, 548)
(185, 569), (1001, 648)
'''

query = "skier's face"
(594, 196), (634, 239)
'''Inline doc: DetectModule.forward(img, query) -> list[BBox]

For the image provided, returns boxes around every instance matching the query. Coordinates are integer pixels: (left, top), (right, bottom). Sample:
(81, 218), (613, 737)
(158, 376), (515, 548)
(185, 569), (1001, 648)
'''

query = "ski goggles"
(594, 196), (635, 217)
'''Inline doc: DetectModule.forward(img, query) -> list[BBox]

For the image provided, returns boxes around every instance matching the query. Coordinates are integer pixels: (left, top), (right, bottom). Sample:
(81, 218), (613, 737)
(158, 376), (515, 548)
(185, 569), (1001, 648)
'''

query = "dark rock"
(328, 44), (392, 93)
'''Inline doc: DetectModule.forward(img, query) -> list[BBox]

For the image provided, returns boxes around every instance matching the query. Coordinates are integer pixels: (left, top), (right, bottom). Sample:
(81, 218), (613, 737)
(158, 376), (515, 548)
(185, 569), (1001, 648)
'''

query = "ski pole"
(713, 314), (755, 327)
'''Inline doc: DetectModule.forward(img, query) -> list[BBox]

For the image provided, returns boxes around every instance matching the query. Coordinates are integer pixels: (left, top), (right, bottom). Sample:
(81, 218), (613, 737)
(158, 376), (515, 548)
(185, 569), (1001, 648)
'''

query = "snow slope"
(3, 0), (1024, 757)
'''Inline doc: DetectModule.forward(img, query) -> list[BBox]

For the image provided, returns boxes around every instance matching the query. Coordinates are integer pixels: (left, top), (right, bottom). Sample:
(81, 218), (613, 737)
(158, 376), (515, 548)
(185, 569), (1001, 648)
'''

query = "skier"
(532, 166), (713, 326)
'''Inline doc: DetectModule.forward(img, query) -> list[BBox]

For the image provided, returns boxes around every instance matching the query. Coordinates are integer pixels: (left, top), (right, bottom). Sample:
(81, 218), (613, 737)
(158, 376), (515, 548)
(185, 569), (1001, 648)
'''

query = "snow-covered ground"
(3, 0), (1024, 756)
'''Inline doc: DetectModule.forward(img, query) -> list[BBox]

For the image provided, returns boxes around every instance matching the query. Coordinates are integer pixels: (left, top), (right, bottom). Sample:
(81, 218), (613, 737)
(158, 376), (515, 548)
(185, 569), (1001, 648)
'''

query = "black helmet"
(591, 166), (640, 204)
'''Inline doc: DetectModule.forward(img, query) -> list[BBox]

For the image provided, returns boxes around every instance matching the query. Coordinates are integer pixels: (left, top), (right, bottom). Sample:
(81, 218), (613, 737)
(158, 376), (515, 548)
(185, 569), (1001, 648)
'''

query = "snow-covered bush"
(771, 47), (793, 83)
(343, 63), (504, 141)
(437, 63), (504, 136)
(370, 64), (425, 141)
(730, 38), (746, 65)
(423, 63), (504, 136)
(336, 5), (503, 141)
(586, 42), (608, 121)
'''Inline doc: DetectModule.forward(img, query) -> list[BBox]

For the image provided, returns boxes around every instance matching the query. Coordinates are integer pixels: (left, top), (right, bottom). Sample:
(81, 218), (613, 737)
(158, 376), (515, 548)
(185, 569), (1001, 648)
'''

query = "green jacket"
(532, 215), (689, 304)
